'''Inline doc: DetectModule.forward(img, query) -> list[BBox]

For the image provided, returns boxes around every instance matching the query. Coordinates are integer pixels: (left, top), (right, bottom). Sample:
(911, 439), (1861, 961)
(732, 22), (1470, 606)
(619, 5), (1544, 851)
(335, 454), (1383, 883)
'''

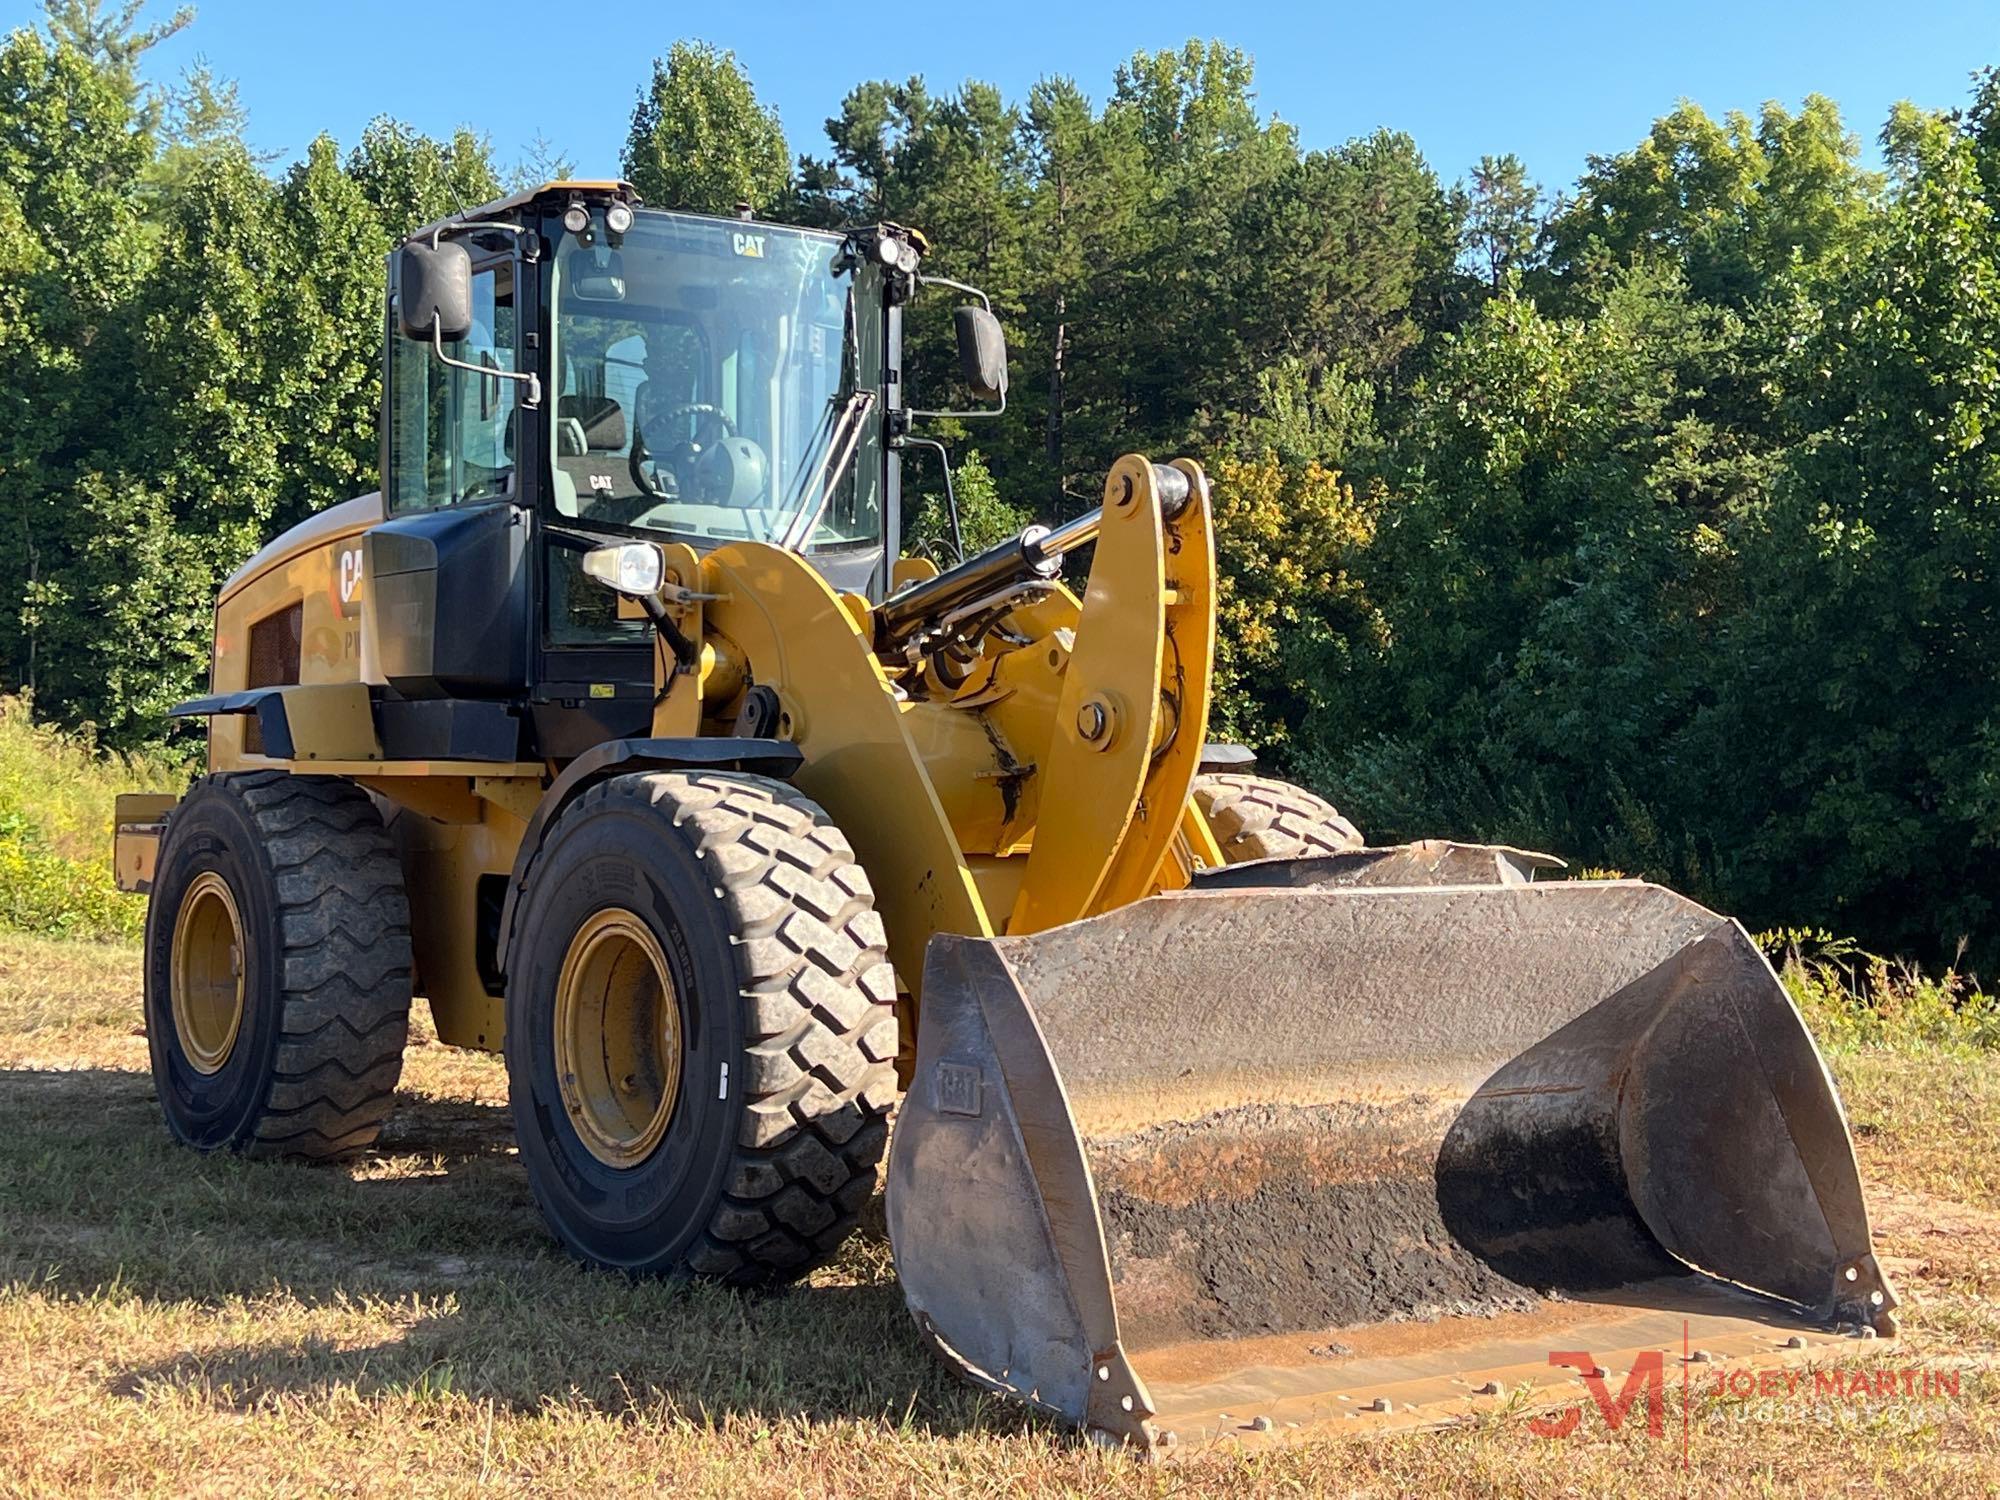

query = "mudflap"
(883, 847), (1896, 1451)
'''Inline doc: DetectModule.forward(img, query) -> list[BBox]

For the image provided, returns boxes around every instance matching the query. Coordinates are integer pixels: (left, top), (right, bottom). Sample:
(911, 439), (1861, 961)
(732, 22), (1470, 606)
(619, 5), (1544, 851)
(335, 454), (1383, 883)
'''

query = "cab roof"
(404, 179), (636, 246)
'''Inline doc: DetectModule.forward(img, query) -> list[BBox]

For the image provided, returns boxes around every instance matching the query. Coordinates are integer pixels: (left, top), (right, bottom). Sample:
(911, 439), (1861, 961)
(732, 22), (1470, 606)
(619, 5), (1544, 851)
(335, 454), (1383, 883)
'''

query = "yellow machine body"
(111, 182), (1894, 1453)
(150, 453), (1221, 1057)
(112, 446), (1898, 1451)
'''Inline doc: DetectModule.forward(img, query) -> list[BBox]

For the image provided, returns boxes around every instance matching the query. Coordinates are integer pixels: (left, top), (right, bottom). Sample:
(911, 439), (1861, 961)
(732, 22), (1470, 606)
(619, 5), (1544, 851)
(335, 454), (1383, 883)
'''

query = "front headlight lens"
(581, 542), (664, 596)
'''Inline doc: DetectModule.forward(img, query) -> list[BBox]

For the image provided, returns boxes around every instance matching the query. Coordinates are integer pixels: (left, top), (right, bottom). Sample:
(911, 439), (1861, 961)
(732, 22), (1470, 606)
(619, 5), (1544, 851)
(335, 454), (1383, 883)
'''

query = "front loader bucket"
(885, 849), (1895, 1450)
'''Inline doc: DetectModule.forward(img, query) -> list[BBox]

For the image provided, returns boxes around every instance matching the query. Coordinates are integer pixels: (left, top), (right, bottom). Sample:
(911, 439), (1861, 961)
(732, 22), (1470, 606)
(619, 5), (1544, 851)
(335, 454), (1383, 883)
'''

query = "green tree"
(1464, 153), (1544, 288)
(1206, 450), (1380, 751)
(345, 117), (501, 236)
(40, 0), (189, 132)
(1018, 77), (1146, 494)
(1544, 97), (1878, 307)
(1298, 270), (1771, 881)
(269, 135), (396, 527)
(509, 130), (576, 192)
(902, 450), (1028, 562)
(623, 42), (788, 215)
(0, 30), (153, 714)
(799, 78), (941, 225)
(153, 59), (260, 186)
(1686, 94), (2000, 959)
(82, 147), (292, 732)
(1101, 42), (1297, 447)
(1235, 130), (1461, 385)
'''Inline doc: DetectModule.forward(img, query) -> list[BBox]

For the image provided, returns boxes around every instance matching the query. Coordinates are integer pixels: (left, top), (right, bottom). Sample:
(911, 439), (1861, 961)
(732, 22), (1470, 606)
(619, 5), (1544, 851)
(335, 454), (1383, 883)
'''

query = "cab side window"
(387, 262), (518, 512)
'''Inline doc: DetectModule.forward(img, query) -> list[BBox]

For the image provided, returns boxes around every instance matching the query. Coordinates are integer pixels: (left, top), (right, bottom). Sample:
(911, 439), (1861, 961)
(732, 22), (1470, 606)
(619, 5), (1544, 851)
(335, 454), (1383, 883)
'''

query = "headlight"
(581, 542), (663, 596)
(605, 200), (634, 235)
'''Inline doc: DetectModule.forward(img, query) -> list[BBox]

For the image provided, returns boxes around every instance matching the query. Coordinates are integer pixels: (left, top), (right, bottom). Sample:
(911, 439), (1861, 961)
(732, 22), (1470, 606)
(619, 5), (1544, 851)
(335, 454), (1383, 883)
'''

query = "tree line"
(4, 6), (1999, 969)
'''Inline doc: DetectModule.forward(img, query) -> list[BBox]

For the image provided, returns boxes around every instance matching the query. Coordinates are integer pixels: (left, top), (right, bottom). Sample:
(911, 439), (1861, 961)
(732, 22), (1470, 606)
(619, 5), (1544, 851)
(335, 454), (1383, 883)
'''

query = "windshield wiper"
(780, 389), (875, 550)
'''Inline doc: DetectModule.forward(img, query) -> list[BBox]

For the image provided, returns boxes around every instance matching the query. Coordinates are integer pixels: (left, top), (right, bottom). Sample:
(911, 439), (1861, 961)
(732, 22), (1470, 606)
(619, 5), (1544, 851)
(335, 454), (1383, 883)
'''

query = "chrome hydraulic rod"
(874, 463), (1190, 651)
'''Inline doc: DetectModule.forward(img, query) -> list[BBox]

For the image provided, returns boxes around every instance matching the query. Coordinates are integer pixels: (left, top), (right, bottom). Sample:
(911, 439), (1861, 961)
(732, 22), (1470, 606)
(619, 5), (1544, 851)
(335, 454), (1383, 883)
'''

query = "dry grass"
(1, 931), (1997, 1497)
(0, 696), (185, 941)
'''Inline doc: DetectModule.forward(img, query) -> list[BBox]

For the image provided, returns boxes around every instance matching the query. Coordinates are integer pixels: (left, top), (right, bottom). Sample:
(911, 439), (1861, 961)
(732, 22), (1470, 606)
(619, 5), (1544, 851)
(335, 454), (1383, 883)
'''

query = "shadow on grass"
(0, 1064), (1040, 1441)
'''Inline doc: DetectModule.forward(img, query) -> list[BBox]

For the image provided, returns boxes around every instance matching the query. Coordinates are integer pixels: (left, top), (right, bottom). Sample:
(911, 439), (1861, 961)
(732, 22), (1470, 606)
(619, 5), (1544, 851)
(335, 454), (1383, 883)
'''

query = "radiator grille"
(243, 602), (302, 753)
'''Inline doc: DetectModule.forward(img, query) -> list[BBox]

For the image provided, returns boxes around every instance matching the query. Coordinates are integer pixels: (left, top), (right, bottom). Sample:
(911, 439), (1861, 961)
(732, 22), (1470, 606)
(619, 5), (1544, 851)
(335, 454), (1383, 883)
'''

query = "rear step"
(885, 849), (1894, 1450)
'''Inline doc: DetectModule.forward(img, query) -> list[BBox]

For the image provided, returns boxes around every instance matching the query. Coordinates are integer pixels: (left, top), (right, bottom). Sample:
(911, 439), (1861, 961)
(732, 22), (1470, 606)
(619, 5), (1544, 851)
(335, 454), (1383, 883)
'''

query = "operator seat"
(553, 394), (627, 515)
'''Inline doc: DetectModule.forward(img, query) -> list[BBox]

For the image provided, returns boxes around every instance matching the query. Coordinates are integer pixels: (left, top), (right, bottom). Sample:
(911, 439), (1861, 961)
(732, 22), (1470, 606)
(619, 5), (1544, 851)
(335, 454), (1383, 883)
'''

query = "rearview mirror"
(954, 306), (1008, 401)
(396, 240), (473, 342)
(564, 248), (627, 303)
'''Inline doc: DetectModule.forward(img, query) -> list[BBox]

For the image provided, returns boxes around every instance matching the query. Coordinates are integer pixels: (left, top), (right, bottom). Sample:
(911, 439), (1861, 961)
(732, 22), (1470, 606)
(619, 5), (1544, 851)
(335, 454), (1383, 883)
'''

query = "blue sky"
(9, 0), (1996, 193)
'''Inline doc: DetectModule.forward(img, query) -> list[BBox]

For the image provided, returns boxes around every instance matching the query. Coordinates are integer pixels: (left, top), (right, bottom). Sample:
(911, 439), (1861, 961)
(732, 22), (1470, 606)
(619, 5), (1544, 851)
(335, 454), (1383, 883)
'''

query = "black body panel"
(365, 503), (531, 699)
(375, 698), (525, 761)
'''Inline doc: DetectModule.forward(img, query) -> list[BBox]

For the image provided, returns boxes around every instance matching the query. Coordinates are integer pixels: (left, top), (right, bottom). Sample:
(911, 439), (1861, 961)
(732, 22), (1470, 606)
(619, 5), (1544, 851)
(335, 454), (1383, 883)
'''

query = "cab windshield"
(547, 212), (876, 551)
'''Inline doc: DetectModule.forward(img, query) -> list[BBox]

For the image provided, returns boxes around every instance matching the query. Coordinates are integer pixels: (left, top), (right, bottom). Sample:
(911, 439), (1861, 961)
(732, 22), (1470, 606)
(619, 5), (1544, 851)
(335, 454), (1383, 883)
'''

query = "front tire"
(144, 772), (413, 1159)
(505, 771), (898, 1285)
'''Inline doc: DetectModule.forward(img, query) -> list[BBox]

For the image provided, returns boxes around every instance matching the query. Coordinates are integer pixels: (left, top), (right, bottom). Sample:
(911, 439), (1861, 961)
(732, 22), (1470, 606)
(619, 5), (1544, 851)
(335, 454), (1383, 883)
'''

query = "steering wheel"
(660, 402), (737, 439)
(630, 402), (740, 501)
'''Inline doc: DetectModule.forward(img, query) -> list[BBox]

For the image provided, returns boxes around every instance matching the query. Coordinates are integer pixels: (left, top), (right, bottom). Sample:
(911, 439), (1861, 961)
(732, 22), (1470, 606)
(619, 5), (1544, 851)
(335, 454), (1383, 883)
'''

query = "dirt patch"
(1869, 1185), (2000, 1251)
(1866, 1183), (2000, 1293)
(1090, 1101), (1543, 1347)
(1088, 1096), (1697, 1349)
(1099, 1171), (1539, 1347)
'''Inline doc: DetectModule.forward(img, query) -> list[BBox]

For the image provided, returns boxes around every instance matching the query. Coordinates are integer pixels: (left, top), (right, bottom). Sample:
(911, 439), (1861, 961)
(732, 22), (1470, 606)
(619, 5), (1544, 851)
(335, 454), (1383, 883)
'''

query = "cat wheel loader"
(113, 181), (1896, 1451)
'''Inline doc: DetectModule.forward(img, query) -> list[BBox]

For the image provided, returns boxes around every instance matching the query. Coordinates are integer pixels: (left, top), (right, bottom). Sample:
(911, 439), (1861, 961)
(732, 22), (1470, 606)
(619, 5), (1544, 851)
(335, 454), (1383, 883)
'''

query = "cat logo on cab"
(732, 232), (765, 258)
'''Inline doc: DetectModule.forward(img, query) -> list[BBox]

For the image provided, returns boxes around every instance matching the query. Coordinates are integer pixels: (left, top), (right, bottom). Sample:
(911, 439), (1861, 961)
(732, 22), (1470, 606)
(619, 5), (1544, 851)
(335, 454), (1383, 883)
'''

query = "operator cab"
(365, 182), (921, 758)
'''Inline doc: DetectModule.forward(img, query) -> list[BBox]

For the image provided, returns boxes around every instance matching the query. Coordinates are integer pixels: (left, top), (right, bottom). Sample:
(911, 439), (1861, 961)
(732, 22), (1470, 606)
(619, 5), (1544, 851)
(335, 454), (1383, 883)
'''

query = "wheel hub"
(554, 908), (683, 1168)
(170, 870), (245, 1074)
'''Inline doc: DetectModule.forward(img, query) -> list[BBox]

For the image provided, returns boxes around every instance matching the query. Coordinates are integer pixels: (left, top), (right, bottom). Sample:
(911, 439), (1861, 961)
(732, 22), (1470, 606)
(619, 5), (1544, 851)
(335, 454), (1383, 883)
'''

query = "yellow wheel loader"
(114, 181), (1896, 1450)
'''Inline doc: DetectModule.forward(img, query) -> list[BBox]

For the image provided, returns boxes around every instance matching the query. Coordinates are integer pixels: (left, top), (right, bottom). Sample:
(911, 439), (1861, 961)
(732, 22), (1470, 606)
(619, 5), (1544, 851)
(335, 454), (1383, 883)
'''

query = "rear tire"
(1192, 772), (1363, 863)
(144, 772), (413, 1159)
(504, 771), (898, 1285)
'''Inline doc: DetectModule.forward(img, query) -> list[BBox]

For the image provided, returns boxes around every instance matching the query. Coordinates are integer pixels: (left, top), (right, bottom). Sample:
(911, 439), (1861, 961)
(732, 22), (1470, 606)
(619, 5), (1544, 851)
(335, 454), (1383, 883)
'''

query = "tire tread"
(519, 770), (895, 1285)
(171, 771), (412, 1161)
(1192, 772), (1363, 862)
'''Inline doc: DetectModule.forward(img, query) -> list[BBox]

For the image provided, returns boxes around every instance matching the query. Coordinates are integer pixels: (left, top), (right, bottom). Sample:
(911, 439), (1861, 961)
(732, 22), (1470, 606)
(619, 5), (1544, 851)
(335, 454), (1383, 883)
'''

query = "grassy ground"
(0, 935), (1995, 1496)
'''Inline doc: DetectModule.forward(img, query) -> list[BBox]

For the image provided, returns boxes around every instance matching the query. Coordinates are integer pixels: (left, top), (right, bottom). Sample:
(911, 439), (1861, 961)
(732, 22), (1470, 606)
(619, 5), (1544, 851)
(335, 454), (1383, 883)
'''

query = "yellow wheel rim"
(171, 871), (245, 1075)
(554, 908), (683, 1169)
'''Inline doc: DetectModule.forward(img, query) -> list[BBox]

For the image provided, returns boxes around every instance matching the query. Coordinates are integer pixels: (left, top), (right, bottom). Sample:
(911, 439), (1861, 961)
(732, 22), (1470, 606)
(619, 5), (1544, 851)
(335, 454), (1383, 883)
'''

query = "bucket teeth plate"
(884, 857), (1894, 1450)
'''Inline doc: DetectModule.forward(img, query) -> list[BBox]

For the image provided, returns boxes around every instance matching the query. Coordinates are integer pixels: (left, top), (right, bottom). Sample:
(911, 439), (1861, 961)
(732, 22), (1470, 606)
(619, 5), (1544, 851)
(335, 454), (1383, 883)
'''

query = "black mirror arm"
(899, 435), (965, 563)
